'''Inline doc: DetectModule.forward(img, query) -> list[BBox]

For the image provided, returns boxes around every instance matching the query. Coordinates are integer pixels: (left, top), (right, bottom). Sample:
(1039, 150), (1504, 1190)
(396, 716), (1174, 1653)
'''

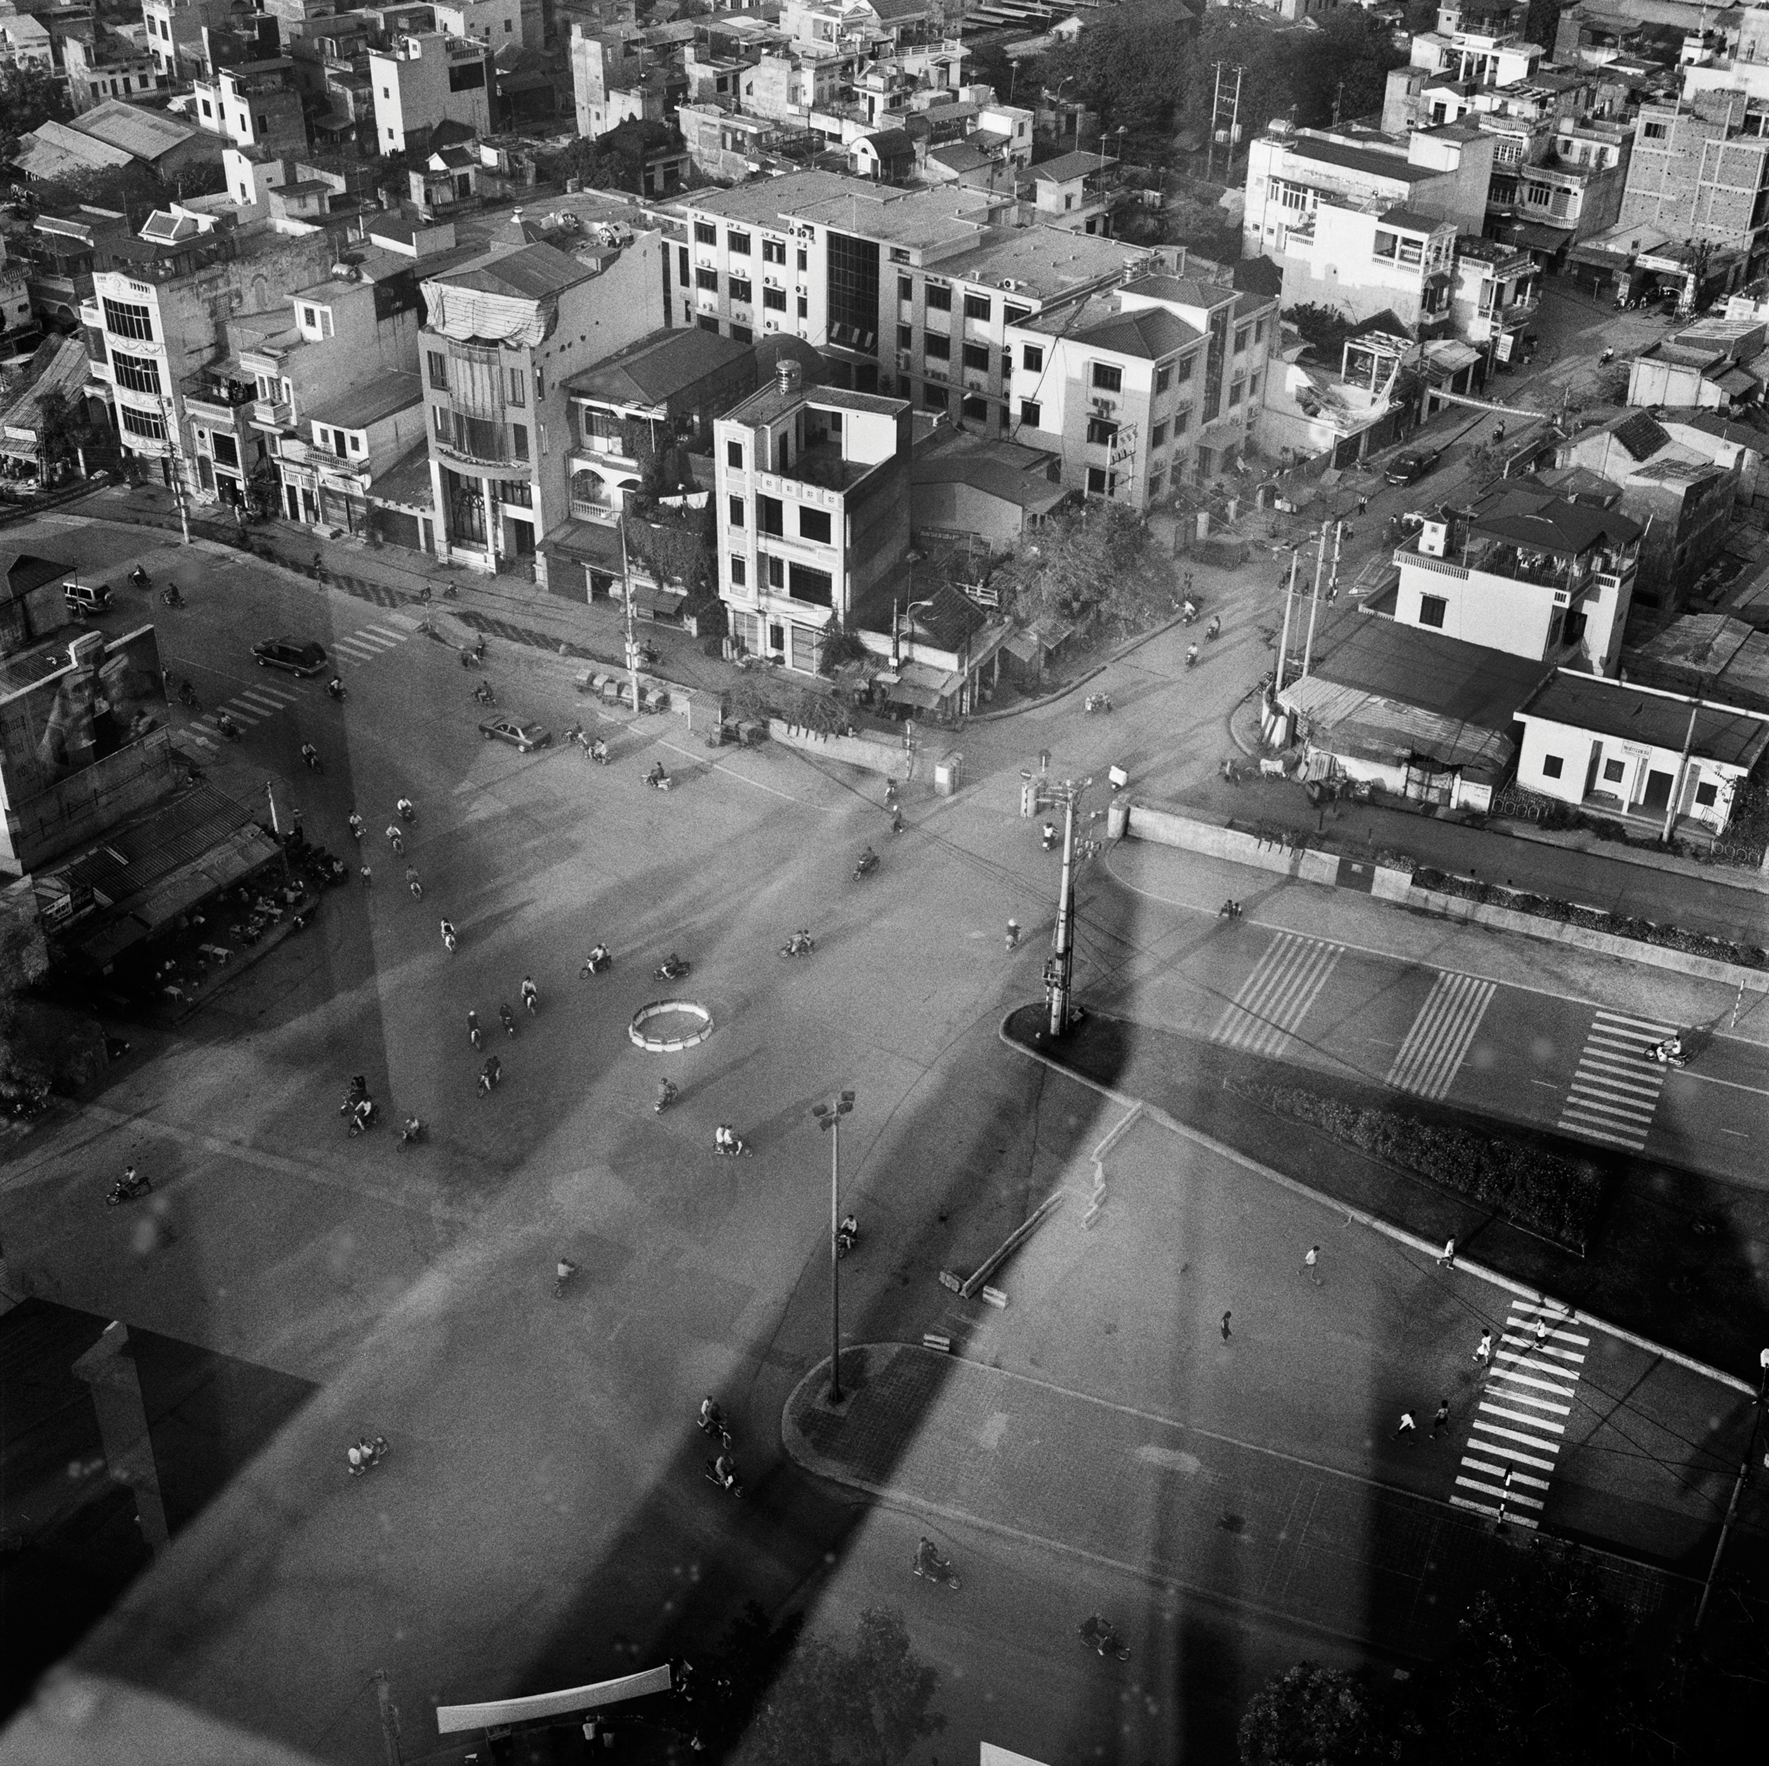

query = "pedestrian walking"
(1302, 1245), (1321, 1286)
(1393, 1410), (1417, 1441)
(359, 862), (372, 888)
(1356, 492), (1369, 515)
(1429, 1399), (1451, 1440)
(1436, 1236), (1456, 1268)
(1533, 1316), (1550, 1345)
(1473, 1330), (1493, 1365)
(1220, 1311), (1232, 1341)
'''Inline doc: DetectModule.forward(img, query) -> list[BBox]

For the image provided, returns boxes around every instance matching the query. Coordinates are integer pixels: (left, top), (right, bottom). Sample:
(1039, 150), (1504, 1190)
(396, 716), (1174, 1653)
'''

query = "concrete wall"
(767, 717), (912, 779)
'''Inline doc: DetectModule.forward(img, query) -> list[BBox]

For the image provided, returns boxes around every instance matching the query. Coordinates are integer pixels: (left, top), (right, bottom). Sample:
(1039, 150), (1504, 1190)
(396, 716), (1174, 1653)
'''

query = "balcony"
(435, 436), (528, 473)
(253, 397), (293, 430)
(183, 371), (256, 424)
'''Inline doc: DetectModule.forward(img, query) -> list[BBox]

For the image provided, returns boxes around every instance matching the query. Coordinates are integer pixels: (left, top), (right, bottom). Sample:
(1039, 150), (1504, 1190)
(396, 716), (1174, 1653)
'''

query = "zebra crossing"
(327, 621), (411, 667)
(1211, 932), (1343, 1058)
(1556, 1008), (1678, 1152)
(1385, 970), (1495, 1100)
(1450, 1301), (1589, 1530)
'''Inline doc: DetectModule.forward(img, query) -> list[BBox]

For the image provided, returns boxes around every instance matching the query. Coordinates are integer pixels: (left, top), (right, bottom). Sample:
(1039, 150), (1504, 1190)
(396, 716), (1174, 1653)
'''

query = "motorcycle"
(460, 648), (481, 671)
(1181, 601), (1199, 626)
(553, 1258), (578, 1300)
(564, 723), (587, 754)
(704, 1457), (743, 1498)
(468, 1013), (483, 1050)
(836, 1214), (859, 1259)
(347, 1435), (389, 1478)
(339, 1080), (370, 1117)
(407, 874), (423, 901)
(499, 1004), (517, 1039)
(645, 768), (674, 792)
(478, 1055), (502, 1095)
(1079, 1617), (1131, 1661)
(713, 1132), (748, 1158)
(178, 681), (200, 710)
(160, 585), (183, 609)
(399, 1116), (422, 1148)
(522, 987), (539, 1016)
(347, 1099), (378, 1138)
(1643, 1037), (1688, 1068)
(1205, 616), (1221, 641)
(471, 682), (495, 707)
(697, 1404), (733, 1449)
(1218, 898), (1243, 920)
(131, 566), (151, 591)
(1084, 693), (1112, 715)
(301, 747), (324, 774)
(913, 1544), (958, 1590)
(655, 956), (690, 982)
(1185, 646), (1199, 670)
(441, 921), (459, 953)
(591, 740), (610, 765)
(853, 851), (879, 881)
(779, 933), (816, 958)
(105, 1171), (151, 1207)
(1005, 921), (1022, 952)
(397, 800), (416, 823)
(655, 1078), (678, 1114)
(580, 947), (612, 977)
(215, 713), (241, 742)
(1040, 824), (1059, 852)
(326, 678), (347, 703)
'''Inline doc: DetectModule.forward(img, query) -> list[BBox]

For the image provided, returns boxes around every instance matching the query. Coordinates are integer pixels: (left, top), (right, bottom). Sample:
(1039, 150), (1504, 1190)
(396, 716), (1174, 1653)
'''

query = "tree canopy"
(0, 61), (70, 167)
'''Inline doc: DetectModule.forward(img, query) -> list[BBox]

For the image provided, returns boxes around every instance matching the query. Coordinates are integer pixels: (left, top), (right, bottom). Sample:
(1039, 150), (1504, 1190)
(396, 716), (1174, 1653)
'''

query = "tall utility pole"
(1043, 778), (1089, 1037)
(1300, 519), (1333, 683)
(618, 514), (642, 716)
(810, 1089), (856, 1403)
(157, 395), (191, 546)
(1275, 549), (1301, 694)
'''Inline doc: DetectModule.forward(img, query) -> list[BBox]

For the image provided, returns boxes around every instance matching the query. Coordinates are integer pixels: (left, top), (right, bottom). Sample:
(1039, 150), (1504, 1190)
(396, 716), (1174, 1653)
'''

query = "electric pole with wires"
(1042, 777), (1091, 1037)
(1205, 63), (1244, 184)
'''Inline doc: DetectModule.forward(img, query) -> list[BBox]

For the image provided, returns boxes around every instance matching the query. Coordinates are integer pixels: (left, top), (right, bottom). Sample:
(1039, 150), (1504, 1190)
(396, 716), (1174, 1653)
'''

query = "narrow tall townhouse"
(419, 234), (665, 577)
(84, 208), (343, 504)
(370, 29), (496, 153)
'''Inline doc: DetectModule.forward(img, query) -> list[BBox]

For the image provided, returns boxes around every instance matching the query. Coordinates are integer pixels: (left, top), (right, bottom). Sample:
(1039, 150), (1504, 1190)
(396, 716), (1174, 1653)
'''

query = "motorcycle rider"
(479, 1054), (501, 1093)
(521, 976), (538, 1013)
(400, 1115), (421, 1145)
(787, 929), (812, 955)
(351, 1097), (375, 1132)
(584, 942), (611, 973)
(327, 676), (345, 701)
(1041, 821), (1058, 850)
(346, 1074), (368, 1106)
(300, 742), (321, 769)
(647, 760), (670, 789)
(857, 844), (878, 873)
(467, 1008), (481, 1046)
(440, 918), (458, 950)
(215, 711), (240, 740)
(347, 812), (365, 841)
(837, 1212), (858, 1254)
(1206, 615), (1221, 639)
(699, 1396), (725, 1435)
(914, 1537), (947, 1579)
(396, 796), (416, 821)
(656, 1077), (678, 1111)
(1006, 918), (1022, 950)
(1185, 644), (1199, 668)
(660, 951), (686, 979)
(499, 1002), (516, 1037)
(405, 866), (422, 898)
(714, 1123), (739, 1154)
(711, 1452), (738, 1491)
(590, 735), (609, 763)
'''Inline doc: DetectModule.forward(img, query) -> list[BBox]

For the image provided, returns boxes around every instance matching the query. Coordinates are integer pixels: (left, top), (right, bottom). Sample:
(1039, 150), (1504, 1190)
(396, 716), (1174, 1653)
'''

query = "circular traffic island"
(629, 999), (714, 1052)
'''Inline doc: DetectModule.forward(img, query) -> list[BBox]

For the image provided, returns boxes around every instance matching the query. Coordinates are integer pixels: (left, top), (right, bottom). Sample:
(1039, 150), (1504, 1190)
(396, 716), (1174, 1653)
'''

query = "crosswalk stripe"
(1557, 1008), (1677, 1150)
(1460, 1454), (1551, 1490)
(1481, 1385), (1570, 1416)
(1385, 970), (1495, 1099)
(1490, 1362), (1579, 1396)
(357, 624), (407, 644)
(213, 706), (260, 725)
(1455, 1476), (1545, 1509)
(1480, 1400), (1566, 1433)
(234, 692), (287, 715)
(1211, 933), (1343, 1057)
(1451, 1494), (1540, 1528)
(1470, 1419), (1561, 1456)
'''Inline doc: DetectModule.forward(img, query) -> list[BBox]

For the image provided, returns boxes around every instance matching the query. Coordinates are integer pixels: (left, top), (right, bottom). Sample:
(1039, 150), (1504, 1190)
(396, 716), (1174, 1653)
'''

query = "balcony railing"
(434, 436), (527, 472)
(253, 398), (293, 429)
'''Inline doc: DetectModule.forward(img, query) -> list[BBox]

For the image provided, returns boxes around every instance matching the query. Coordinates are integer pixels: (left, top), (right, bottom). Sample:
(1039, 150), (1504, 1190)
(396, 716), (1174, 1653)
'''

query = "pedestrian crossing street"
(1385, 970), (1495, 1100)
(1556, 1008), (1678, 1152)
(1212, 933), (1343, 1058)
(182, 621), (409, 751)
(1450, 1301), (1589, 1531)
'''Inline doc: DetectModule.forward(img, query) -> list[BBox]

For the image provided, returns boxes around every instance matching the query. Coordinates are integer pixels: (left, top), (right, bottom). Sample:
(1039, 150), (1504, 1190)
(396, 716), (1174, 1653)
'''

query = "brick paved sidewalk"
(784, 1342), (1687, 1657)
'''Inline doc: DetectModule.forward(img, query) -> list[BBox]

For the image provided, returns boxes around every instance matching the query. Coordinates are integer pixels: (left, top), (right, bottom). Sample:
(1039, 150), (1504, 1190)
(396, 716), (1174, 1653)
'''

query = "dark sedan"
(1384, 446), (1442, 486)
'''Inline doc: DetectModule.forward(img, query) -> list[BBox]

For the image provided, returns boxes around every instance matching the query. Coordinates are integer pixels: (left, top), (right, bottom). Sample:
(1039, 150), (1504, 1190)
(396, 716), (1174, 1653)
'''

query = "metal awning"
(1507, 221), (1574, 254)
(627, 582), (682, 614)
(1423, 340), (1480, 376)
(880, 660), (961, 709)
(0, 436), (38, 461)
(540, 518), (625, 570)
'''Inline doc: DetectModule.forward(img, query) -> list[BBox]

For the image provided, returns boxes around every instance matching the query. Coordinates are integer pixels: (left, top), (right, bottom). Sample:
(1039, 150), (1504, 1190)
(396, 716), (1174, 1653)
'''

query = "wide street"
(3, 282), (1767, 1766)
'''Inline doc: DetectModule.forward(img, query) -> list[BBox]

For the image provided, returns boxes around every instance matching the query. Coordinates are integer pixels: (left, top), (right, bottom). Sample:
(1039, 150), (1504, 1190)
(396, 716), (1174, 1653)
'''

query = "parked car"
(62, 578), (110, 617)
(253, 637), (329, 676)
(479, 716), (552, 752)
(1384, 446), (1442, 486)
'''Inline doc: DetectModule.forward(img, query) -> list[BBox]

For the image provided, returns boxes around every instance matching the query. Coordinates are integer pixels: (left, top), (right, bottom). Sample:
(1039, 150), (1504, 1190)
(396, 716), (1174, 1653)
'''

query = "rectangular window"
(1020, 398), (1041, 427)
(507, 366), (525, 407)
(963, 293), (991, 321)
(897, 323), (913, 349)
(1642, 119), (1667, 142)
(1541, 753), (1564, 779)
(1173, 410), (1189, 436)
(728, 494), (745, 528)
(696, 267), (719, 292)
(924, 333), (950, 361)
(1091, 363), (1122, 392)
(1086, 417), (1117, 445)
(730, 554), (747, 587)
(1373, 230), (1399, 261)
(898, 274), (914, 302)
(1695, 780), (1718, 807)
(766, 554), (784, 588)
(1004, 303), (1030, 325)
(757, 494), (784, 536)
(1229, 379), (1244, 407)
(1155, 364), (1172, 394)
(1023, 344), (1043, 373)
(763, 238), (786, 264)
(1418, 594), (1446, 628)
(1254, 317), (1267, 345)
(1149, 467), (1166, 495)
(731, 322), (753, 343)
(923, 384), (948, 410)
(729, 277), (752, 304)
(764, 286), (787, 311)
(924, 284), (951, 311)
(727, 229), (750, 255)
(1151, 420), (1168, 449)
(694, 220), (717, 244)
(678, 246), (690, 285)
(1235, 327), (1251, 354)
(961, 342), (990, 372)
(111, 351), (161, 394)
(1602, 757), (1625, 784)
(788, 562), (833, 605)
(726, 440), (744, 469)
(511, 423), (528, 461)
(120, 404), (166, 442)
(796, 295), (808, 319)
(1085, 466), (1115, 496)
(1176, 355), (1195, 383)
(698, 315), (720, 333)
(799, 506), (832, 543)
(103, 297), (153, 341)
(890, 247), (909, 263)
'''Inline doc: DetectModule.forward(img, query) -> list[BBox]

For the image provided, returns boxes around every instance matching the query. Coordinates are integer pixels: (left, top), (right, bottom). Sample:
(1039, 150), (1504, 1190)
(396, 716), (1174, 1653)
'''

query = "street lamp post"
(810, 1089), (856, 1403)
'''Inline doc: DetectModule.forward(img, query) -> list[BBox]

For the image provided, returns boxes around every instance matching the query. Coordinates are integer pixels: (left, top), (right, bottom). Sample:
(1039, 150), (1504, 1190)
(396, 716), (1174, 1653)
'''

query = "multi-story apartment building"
(419, 235), (665, 576)
(142, 0), (238, 82)
(1241, 122), (1496, 265)
(712, 359), (912, 672)
(370, 30), (494, 153)
(1448, 234), (1539, 367)
(1620, 85), (1769, 278)
(1391, 488), (1641, 676)
(1279, 200), (1460, 335)
(674, 170), (1148, 438)
(273, 370), (427, 534)
(1004, 272), (1275, 507)
(1402, 0), (1546, 97)
(62, 26), (162, 112)
(0, 9), (54, 73)
(22, 207), (139, 333)
(85, 209), (343, 500)
(191, 58), (310, 157)
(433, 0), (542, 52)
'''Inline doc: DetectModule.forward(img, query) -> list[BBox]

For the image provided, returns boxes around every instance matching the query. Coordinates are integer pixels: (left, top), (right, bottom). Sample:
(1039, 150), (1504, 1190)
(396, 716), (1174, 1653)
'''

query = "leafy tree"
(34, 388), (86, 473)
(1286, 9), (1409, 131)
(1238, 1662), (1412, 1765)
(745, 1606), (944, 1766)
(244, 457), (282, 520)
(1013, 503), (1171, 633)
(1283, 302), (1356, 362)
(1043, 0), (1197, 141)
(0, 61), (70, 165)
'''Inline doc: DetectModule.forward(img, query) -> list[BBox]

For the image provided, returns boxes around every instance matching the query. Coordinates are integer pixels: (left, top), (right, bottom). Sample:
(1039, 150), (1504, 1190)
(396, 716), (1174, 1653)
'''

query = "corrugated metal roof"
(1519, 669), (1769, 768)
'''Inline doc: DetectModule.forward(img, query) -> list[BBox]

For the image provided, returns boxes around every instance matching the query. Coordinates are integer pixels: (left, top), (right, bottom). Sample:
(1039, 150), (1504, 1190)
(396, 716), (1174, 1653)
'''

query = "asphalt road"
(1, 387), (1761, 1766)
